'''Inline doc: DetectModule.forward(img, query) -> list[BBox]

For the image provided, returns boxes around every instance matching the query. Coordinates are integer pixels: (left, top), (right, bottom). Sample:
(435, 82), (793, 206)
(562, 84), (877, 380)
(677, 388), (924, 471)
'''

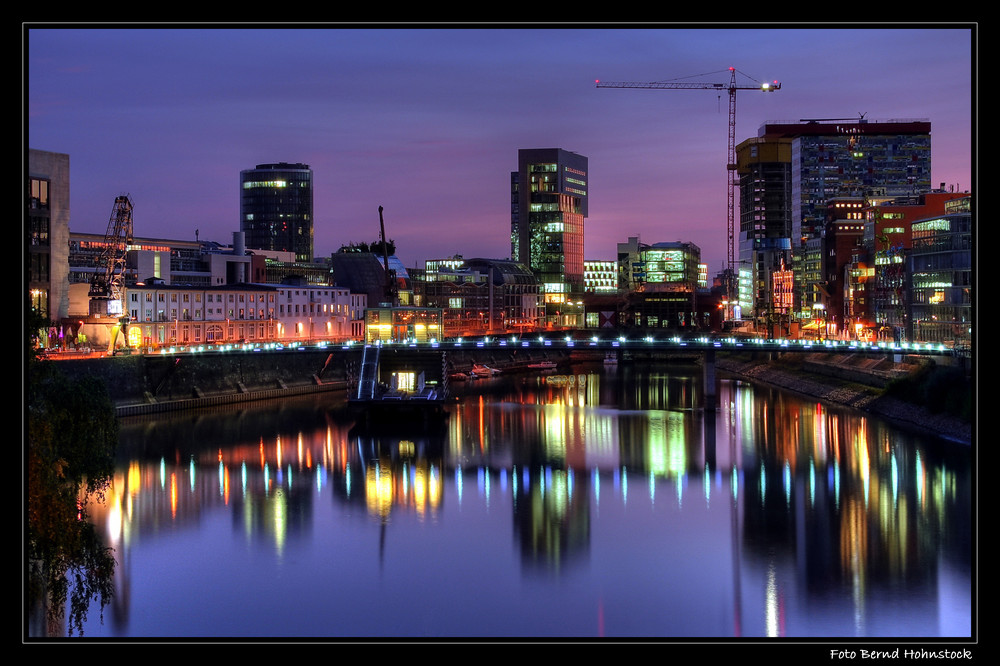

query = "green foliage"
(27, 358), (118, 636)
(337, 239), (396, 256)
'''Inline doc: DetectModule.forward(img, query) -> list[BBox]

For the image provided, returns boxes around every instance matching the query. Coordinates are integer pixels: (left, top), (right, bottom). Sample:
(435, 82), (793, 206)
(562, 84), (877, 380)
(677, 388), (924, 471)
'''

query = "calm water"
(70, 362), (972, 640)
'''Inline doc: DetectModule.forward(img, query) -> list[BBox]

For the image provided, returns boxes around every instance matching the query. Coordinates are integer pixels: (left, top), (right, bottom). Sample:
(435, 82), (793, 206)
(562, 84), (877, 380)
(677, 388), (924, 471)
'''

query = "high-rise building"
(510, 148), (588, 327)
(240, 162), (314, 262)
(755, 119), (931, 318)
(735, 136), (793, 325)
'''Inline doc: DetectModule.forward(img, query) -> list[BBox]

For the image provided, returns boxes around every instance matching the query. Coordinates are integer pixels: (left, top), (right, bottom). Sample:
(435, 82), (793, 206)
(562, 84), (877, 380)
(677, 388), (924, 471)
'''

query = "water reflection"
(77, 364), (971, 638)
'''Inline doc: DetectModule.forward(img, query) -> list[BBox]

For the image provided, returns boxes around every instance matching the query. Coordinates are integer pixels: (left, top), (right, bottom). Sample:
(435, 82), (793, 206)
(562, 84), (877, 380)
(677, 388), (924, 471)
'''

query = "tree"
(338, 239), (396, 256)
(27, 306), (52, 360)
(27, 359), (118, 636)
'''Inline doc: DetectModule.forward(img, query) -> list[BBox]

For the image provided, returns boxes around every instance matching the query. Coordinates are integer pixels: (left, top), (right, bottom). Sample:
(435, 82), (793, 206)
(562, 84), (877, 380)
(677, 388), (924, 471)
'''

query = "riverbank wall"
(716, 351), (973, 446)
(50, 349), (353, 417)
(41, 347), (972, 445)
(49, 346), (573, 418)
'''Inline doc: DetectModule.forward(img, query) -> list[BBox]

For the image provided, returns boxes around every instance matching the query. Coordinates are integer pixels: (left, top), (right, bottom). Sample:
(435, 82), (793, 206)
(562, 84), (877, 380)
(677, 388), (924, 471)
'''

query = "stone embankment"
(715, 352), (973, 446)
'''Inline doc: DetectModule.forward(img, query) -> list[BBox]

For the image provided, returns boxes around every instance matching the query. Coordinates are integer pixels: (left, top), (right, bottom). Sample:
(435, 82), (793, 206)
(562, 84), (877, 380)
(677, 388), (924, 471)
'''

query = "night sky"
(26, 25), (974, 274)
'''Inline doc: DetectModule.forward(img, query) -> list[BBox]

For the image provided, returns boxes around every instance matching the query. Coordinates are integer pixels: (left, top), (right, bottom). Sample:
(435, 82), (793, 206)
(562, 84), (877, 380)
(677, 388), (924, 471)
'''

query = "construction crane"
(596, 68), (780, 299)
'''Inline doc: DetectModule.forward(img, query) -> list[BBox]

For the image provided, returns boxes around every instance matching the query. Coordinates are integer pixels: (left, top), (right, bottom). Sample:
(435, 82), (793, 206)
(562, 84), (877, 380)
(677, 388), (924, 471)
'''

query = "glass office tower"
(511, 148), (588, 327)
(240, 162), (314, 262)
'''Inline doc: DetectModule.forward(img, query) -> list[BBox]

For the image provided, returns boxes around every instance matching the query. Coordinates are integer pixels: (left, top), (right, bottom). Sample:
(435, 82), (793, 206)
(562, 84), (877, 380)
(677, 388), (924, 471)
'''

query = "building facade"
(511, 148), (588, 327)
(906, 196), (972, 349)
(615, 237), (703, 332)
(584, 260), (618, 294)
(124, 278), (359, 350)
(27, 149), (71, 332)
(240, 162), (314, 262)
(756, 119), (932, 319)
(735, 136), (793, 324)
(414, 257), (543, 337)
(616, 237), (702, 294)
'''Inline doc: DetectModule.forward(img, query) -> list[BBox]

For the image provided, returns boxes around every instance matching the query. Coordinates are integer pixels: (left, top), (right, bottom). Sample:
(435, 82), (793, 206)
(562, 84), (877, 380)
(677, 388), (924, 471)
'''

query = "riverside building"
(123, 278), (360, 350)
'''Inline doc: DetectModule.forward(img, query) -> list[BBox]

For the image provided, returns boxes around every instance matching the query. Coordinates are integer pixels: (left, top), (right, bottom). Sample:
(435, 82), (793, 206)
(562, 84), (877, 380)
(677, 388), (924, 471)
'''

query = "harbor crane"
(378, 206), (398, 306)
(89, 194), (134, 317)
(596, 68), (781, 300)
(88, 194), (134, 351)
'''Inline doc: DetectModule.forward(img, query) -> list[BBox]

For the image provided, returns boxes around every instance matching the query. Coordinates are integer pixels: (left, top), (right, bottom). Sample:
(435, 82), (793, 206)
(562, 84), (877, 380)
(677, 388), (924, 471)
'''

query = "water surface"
(71, 363), (972, 639)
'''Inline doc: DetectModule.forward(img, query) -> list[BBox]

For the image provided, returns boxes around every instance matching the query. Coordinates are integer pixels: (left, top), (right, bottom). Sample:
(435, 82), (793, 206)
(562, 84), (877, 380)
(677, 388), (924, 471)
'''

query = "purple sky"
(26, 26), (974, 273)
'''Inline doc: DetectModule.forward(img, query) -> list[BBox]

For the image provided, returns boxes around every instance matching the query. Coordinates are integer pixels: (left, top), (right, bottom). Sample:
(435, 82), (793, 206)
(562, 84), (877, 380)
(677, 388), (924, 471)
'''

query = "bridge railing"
(138, 334), (957, 358)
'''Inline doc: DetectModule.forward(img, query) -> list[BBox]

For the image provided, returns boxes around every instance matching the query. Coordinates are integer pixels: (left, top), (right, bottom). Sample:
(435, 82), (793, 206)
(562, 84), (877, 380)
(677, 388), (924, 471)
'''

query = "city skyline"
(26, 25), (974, 273)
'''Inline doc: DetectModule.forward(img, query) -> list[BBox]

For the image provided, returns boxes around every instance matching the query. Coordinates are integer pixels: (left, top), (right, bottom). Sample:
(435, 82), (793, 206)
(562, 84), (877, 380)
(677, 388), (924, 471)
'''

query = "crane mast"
(378, 205), (398, 306)
(597, 68), (780, 302)
(89, 194), (134, 318)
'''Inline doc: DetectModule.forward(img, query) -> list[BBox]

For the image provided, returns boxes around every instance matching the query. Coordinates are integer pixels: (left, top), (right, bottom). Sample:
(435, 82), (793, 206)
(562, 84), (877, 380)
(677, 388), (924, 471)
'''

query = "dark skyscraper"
(511, 148), (588, 327)
(240, 162), (314, 262)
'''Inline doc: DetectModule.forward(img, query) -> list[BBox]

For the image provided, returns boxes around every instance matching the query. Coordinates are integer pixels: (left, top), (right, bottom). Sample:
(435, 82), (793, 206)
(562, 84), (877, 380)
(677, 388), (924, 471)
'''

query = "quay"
(37, 335), (964, 419)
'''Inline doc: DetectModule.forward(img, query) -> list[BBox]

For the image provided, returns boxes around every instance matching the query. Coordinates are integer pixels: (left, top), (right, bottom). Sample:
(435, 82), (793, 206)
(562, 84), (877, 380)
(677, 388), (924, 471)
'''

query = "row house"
(125, 278), (363, 349)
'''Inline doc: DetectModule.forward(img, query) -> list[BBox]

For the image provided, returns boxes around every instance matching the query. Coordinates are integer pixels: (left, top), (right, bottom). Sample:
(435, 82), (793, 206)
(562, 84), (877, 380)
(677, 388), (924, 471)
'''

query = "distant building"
(584, 260), (617, 294)
(756, 119), (932, 318)
(28, 149), (71, 335)
(329, 252), (413, 308)
(906, 196), (972, 348)
(511, 148), (588, 327)
(615, 237), (703, 332)
(67, 231), (258, 315)
(735, 136), (793, 323)
(616, 237), (701, 293)
(240, 162), (314, 262)
(123, 278), (360, 349)
(414, 257), (542, 337)
(65, 229), (373, 349)
(819, 197), (866, 337)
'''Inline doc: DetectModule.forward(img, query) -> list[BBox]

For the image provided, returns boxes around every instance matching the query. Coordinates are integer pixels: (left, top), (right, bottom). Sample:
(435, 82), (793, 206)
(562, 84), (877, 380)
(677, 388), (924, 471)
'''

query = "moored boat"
(471, 363), (500, 378)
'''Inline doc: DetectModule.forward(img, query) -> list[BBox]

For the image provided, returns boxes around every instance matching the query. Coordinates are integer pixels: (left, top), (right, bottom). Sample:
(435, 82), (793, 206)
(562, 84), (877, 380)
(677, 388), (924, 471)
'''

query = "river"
(64, 360), (972, 641)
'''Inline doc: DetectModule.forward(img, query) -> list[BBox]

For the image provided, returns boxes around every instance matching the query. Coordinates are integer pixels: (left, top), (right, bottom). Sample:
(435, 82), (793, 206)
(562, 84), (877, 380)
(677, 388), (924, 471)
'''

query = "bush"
(27, 359), (118, 636)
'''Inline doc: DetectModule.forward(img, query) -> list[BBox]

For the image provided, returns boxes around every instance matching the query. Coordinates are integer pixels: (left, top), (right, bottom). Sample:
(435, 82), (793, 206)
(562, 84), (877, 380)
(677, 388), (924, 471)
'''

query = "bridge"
(264, 334), (957, 411)
(150, 333), (956, 358)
